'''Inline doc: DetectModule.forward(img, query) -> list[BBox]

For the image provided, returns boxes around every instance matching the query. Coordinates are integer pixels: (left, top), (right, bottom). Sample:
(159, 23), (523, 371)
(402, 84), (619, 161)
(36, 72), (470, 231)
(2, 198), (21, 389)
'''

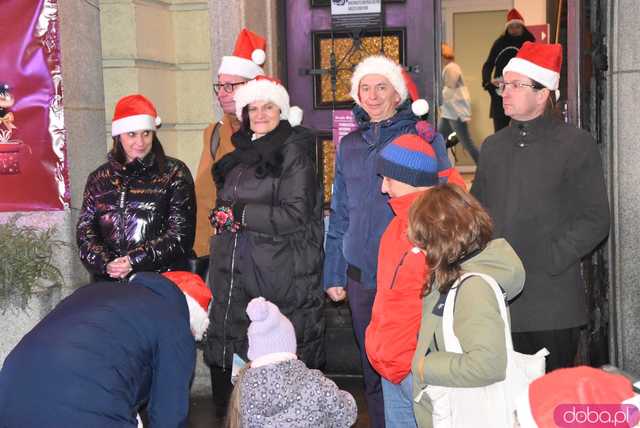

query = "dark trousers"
(492, 109), (511, 132)
(347, 276), (385, 428)
(490, 92), (511, 132)
(210, 366), (233, 417)
(512, 327), (581, 372)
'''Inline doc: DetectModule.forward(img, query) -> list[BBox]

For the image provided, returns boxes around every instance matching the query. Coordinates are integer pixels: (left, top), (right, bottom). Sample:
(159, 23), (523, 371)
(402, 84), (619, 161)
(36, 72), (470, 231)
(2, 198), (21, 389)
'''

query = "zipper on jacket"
(221, 232), (239, 370)
(389, 250), (409, 289)
(118, 181), (129, 257)
(222, 165), (246, 370)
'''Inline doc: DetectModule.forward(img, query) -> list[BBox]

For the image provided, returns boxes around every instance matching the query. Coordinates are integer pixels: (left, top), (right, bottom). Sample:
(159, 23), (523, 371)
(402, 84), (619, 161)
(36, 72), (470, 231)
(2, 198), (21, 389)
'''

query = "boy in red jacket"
(365, 133), (466, 427)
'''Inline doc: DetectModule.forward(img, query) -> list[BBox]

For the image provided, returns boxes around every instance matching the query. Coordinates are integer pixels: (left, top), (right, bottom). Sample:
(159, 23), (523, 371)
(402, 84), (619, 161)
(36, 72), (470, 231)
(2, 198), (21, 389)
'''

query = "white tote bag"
(419, 272), (549, 428)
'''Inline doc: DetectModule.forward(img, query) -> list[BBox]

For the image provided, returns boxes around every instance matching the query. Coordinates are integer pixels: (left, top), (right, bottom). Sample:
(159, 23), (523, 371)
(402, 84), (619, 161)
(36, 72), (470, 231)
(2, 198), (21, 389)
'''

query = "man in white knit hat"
(323, 54), (459, 428)
(472, 42), (610, 371)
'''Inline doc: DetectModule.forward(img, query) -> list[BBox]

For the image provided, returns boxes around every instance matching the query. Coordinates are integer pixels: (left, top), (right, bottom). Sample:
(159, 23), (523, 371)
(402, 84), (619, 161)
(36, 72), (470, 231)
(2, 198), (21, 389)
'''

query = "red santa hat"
(111, 94), (161, 137)
(162, 271), (213, 341)
(506, 8), (525, 28)
(218, 28), (266, 79)
(515, 366), (640, 428)
(503, 42), (562, 99)
(402, 70), (429, 117)
(350, 55), (409, 106)
(233, 75), (303, 126)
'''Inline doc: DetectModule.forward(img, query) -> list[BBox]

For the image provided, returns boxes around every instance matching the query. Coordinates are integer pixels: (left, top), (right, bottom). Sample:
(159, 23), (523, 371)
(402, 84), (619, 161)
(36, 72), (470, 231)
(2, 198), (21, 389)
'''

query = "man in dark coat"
(471, 42), (610, 371)
(0, 272), (212, 428)
(481, 8), (535, 131)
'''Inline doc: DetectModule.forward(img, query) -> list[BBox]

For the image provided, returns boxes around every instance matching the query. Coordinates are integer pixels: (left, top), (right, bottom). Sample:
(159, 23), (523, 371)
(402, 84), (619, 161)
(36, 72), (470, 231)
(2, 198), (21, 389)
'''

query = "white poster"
(331, 0), (382, 16)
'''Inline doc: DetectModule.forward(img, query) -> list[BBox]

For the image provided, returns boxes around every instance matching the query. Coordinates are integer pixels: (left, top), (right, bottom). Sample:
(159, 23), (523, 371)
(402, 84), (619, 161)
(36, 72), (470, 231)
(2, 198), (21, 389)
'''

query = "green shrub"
(0, 215), (65, 311)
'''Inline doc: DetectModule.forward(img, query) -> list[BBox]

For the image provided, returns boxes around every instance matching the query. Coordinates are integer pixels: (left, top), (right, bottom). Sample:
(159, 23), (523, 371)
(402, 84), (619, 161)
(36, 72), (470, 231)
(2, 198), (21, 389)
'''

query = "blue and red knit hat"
(377, 134), (438, 187)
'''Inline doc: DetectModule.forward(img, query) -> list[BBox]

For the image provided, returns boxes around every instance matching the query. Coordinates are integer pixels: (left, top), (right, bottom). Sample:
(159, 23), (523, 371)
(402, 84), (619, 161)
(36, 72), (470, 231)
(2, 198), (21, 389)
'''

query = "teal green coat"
(411, 238), (525, 428)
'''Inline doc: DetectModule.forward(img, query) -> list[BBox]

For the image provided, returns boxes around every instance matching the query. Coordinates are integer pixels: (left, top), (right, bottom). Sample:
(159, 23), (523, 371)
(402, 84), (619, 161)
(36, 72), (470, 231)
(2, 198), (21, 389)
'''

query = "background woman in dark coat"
(204, 76), (325, 406)
(481, 8), (535, 131)
(77, 94), (196, 281)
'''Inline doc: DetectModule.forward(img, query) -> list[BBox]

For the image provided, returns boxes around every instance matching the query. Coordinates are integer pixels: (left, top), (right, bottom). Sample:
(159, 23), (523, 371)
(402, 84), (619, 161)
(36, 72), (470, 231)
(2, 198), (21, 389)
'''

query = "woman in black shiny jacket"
(76, 94), (196, 281)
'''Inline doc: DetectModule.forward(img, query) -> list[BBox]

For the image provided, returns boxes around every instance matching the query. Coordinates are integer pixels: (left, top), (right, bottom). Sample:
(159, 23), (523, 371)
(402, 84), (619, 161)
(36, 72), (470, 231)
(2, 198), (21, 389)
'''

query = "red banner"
(0, 0), (68, 211)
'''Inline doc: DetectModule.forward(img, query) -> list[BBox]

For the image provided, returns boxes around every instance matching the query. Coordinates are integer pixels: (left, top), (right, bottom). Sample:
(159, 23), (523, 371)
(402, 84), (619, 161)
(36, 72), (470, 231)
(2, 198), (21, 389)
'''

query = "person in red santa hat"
(472, 42), (610, 371)
(514, 366), (640, 427)
(193, 28), (267, 259)
(77, 94), (196, 281)
(0, 271), (212, 427)
(203, 75), (325, 415)
(482, 8), (535, 131)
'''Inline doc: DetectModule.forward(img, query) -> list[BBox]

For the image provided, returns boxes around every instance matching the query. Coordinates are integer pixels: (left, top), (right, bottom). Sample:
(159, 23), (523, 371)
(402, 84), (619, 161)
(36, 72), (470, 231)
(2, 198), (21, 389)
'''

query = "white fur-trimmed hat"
(218, 28), (266, 79)
(111, 94), (161, 137)
(350, 55), (408, 106)
(503, 41), (562, 100)
(233, 75), (303, 127)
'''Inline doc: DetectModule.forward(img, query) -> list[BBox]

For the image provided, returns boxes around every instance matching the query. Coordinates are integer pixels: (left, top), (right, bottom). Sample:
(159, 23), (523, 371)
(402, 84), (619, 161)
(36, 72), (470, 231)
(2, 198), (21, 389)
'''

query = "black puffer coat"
(204, 123), (325, 370)
(77, 152), (196, 280)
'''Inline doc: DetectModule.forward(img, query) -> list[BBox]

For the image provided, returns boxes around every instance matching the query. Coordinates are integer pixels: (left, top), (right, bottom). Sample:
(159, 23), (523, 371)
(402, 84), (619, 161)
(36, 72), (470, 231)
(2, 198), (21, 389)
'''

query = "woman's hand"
(209, 203), (242, 234)
(106, 256), (132, 279)
(326, 286), (347, 302)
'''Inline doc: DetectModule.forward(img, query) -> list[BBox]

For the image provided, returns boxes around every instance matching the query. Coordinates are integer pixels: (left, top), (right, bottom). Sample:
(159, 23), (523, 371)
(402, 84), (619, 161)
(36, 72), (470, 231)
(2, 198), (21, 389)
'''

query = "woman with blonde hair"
(409, 183), (525, 427)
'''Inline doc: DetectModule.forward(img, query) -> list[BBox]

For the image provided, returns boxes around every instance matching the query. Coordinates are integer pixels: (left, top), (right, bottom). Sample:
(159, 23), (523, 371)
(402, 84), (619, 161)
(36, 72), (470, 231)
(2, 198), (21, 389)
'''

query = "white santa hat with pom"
(218, 28), (266, 79)
(233, 75), (303, 127)
(350, 55), (428, 117)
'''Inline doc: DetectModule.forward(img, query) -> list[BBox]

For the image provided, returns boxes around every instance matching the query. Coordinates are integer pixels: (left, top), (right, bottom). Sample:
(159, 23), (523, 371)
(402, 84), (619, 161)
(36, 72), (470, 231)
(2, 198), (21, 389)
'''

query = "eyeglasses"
(496, 81), (544, 96)
(213, 81), (245, 95)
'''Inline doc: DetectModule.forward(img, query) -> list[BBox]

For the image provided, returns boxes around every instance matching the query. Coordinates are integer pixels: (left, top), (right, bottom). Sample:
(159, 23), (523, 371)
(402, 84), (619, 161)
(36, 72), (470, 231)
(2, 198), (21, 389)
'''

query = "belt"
(347, 264), (362, 282)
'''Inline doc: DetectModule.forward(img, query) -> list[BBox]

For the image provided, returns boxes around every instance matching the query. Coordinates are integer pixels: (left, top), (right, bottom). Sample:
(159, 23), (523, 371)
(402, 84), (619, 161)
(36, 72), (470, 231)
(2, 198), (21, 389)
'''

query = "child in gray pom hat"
(225, 297), (358, 428)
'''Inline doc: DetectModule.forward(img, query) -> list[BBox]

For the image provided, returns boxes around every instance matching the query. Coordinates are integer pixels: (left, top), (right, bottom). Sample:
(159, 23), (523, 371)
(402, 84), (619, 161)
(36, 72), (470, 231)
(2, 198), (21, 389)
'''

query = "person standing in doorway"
(193, 28), (266, 258)
(471, 42), (610, 371)
(481, 8), (535, 132)
(438, 43), (479, 164)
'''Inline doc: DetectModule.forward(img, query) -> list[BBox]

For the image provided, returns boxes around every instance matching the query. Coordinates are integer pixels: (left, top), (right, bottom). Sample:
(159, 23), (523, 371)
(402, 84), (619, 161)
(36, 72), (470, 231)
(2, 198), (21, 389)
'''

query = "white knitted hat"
(233, 76), (303, 126)
(246, 297), (297, 361)
(350, 55), (408, 106)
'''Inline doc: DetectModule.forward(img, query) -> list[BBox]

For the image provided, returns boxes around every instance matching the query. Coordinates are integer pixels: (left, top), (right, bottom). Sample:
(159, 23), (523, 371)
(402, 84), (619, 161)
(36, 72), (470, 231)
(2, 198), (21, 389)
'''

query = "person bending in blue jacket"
(0, 271), (212, 428)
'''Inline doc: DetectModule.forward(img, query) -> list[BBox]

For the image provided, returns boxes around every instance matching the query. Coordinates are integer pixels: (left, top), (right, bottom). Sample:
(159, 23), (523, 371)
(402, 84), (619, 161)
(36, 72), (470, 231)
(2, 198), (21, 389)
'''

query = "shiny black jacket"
(203, 125), (325, 370)
(77, 153), (196, 279)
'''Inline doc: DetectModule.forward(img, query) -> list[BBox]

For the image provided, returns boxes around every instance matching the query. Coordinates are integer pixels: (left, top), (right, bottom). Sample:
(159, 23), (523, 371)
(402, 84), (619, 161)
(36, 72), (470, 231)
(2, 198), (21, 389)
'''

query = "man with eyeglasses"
(471, 42), (610, 371)
(193, 28), (266, 258)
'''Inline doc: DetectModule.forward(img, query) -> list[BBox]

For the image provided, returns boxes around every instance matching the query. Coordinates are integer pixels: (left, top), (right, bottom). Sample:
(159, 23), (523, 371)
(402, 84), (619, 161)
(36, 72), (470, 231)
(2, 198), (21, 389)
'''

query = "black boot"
(210, 366), (233, 418)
